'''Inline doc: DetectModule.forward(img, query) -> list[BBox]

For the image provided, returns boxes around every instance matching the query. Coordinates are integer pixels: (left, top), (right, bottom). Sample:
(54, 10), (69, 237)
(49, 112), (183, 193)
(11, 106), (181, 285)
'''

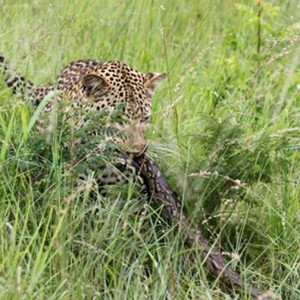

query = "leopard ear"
(144, 73), (166, 91)
(82, 74), (109, 97)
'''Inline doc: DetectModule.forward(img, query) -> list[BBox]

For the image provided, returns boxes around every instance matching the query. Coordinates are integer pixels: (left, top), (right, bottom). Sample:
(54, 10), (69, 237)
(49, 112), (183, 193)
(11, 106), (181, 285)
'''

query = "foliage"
(0, 0), (300, 299)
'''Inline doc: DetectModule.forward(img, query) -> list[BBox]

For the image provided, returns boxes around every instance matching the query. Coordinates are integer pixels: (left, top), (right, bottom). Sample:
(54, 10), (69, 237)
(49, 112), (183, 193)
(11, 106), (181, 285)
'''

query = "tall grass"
(0, 0), (300, 299)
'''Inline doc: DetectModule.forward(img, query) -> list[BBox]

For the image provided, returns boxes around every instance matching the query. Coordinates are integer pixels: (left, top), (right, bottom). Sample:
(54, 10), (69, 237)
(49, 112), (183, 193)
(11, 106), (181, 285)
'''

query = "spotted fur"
(0, 56), (165, 153)
(0, 55), (165, 187)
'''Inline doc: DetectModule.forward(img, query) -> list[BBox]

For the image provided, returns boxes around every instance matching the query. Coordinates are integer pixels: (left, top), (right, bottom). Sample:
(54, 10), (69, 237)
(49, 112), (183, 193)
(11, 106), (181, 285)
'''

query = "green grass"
(1, 0), (300, 299)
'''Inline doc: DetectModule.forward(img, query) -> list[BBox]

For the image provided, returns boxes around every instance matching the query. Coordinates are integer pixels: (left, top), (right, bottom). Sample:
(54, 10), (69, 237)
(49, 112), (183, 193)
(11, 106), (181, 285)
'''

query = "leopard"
(0, 56), (165, 152)
(0, 55), (165, 187)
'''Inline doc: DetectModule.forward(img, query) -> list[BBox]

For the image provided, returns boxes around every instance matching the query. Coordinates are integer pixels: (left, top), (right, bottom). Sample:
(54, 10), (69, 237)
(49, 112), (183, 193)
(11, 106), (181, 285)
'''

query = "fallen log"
(132, 153), (274, 300)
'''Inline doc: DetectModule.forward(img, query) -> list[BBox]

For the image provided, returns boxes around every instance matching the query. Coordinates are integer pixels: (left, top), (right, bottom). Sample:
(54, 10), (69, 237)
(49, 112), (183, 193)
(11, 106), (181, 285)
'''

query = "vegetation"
(0, 0), (299, 299)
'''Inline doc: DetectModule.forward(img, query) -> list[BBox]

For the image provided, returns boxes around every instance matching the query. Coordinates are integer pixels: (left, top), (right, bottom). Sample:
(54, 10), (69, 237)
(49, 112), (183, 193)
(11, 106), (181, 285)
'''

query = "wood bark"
(132, 153), (273, 300)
